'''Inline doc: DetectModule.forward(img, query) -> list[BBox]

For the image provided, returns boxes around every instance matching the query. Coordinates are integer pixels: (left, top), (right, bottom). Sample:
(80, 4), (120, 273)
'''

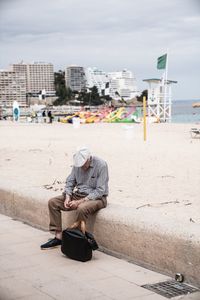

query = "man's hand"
(68, 197), (89, 209)
(68, 200), (79, 209)
(82, 197), (89, 202)
(64, 195), (71, 208)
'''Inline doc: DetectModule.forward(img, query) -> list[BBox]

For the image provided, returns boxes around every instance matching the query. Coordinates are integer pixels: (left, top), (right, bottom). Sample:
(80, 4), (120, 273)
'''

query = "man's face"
(81, 159), (90, 171)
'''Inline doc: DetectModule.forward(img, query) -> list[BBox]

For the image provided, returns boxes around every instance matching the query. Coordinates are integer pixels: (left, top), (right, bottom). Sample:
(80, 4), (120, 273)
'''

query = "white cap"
(73, 147), (91, 167)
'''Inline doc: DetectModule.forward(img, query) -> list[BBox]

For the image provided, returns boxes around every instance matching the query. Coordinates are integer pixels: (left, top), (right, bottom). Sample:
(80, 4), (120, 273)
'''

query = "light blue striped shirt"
(64, 156), (109, 201)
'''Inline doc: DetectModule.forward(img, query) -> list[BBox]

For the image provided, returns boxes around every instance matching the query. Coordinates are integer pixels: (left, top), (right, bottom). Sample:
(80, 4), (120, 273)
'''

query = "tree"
(115, 91), (127, 104)
(77, 86), (104, 106)
(136, 90), (148, 102)
(53, 71), (73, 105)
(90, 86), (103, 106)
(100, 94), (112, 104)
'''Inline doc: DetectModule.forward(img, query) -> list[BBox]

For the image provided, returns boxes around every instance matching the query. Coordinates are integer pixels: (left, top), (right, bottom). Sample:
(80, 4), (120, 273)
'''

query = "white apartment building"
(0, 70), (26, 107)
(108, 69), (139, 100)
(85, 67), (109, 96)
(65, 65), (86, 92)
(12, 62), (55, 96)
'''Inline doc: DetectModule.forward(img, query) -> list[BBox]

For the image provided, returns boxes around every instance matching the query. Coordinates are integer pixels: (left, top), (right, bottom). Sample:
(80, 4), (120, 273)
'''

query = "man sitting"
(41, 147), (109, 249)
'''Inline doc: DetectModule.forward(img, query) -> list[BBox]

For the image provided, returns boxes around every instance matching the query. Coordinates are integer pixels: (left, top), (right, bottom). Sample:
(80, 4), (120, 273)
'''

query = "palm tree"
(115, 91), (127, 105)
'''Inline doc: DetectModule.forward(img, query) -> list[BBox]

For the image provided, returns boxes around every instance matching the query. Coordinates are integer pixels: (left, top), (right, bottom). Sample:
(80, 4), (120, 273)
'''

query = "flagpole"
(164, 51), (168, 121)
(143, 96), (147, 141)
(165, 50), (168, 84)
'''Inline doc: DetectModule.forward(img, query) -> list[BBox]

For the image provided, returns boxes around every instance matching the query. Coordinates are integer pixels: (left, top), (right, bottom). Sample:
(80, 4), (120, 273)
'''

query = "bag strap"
(69, 220), (86, 234)
(85, 231), (99, 250)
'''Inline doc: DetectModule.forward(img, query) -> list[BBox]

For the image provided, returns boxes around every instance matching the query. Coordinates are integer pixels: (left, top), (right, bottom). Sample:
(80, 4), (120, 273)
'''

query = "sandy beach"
(0, 120), (200, 228)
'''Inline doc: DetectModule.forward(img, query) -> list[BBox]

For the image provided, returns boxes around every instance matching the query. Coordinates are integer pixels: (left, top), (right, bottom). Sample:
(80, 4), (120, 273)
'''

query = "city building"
(65, 65), (86, 92)
(85, 67), (109, 96)
(0, 70), (26, 107)
(108, 69), (139, 100)
(12, 62), (56, 97)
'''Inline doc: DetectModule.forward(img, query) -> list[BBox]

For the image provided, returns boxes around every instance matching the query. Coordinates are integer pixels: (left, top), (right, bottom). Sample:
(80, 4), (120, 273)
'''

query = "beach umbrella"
(192, 102), (200, 108)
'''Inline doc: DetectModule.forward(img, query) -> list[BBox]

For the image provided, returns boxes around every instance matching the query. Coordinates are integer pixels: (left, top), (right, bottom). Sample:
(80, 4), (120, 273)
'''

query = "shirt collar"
(89, 156), (94, 168)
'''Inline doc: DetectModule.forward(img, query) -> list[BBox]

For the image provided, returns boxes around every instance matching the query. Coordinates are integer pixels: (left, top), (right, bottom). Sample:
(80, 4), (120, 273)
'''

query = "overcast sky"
(0, 0), (200, 99)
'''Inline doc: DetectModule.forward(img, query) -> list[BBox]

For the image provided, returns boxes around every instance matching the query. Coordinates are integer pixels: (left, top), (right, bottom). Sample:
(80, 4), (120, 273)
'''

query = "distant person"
(41, 147), (109, 249)
(42, 110), (46, 123)
(48, 110), (53, 123)
(42, 110), (46, 117)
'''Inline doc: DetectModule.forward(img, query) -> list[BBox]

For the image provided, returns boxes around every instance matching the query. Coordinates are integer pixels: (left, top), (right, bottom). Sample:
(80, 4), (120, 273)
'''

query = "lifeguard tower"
(143, 53), (177, 122)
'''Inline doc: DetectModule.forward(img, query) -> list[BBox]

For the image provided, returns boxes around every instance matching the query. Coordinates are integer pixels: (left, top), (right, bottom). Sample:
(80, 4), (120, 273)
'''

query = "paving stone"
(0, 251), (40, 272)
(108, 263), (171, 285)
(55, 263), (113, 282)
(0, 277), (41, 300)
(16, 292), (55, 300)
(0, 246), (14, 256)
(37, 278), (104, 300)
(3, 265), (66, 287)
(128, 293), (166, 299)
(180, 292), (200, 300)
(86, 276), (152, 299)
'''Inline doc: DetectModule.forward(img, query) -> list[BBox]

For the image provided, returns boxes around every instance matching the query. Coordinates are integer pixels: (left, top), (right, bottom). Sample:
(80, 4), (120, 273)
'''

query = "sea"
(172, 100), (200, 123)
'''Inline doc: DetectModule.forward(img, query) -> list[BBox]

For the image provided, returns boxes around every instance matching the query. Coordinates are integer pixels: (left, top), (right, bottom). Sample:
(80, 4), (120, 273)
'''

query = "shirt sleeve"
(87, 163), (109, 200)
(63, 167), (76, 196)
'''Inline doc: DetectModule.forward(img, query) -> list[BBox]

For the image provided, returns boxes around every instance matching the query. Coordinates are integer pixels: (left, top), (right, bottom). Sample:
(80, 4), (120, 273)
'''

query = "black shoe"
(40, 237), (62, 250)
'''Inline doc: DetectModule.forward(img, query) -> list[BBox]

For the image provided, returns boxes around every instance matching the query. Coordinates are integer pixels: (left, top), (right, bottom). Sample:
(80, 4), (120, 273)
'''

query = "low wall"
(0, 187), (199, 287)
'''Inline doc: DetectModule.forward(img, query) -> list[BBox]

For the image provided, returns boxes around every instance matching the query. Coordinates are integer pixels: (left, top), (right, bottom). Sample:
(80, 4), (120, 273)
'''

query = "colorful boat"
(59, 106), (146, 124)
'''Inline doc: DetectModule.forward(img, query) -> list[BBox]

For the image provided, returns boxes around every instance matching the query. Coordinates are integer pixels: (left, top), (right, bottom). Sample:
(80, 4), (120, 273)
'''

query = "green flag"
(157, 54), (167, 69)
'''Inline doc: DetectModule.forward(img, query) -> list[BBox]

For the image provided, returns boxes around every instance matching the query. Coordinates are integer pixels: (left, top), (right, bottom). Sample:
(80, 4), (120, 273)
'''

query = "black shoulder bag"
(61, 228), (98, 262)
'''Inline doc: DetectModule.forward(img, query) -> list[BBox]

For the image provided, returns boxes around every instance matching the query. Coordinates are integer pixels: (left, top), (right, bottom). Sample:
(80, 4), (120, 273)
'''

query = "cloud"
(0, 0), (200, 99)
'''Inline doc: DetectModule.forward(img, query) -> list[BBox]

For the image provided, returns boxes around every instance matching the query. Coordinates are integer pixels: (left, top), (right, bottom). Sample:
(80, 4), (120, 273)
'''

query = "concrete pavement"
(0, 214), (199, 300)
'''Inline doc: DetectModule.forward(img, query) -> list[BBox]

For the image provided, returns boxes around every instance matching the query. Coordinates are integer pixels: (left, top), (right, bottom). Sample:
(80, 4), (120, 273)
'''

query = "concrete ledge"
(0, 187), (200, 287)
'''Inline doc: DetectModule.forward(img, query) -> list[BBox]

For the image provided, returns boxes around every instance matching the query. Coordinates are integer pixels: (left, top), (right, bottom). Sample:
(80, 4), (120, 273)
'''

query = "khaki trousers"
(48, 192), (107, 232)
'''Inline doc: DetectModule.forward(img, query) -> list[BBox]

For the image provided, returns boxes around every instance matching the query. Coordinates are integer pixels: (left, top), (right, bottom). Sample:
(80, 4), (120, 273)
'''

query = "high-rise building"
(108, 69), (139, 100)
(0, 70), (26, 107)
(85, 67), (109, 96)
(85, 68), (139, 100)
(12, 62), (56, 96)
(65, 65), (86, 92)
